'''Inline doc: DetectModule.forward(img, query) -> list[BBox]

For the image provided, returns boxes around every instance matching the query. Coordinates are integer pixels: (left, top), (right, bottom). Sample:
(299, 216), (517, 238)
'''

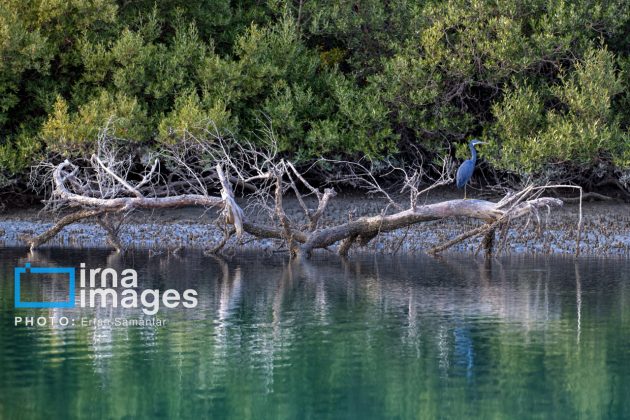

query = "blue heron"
(456, 139), (485, 199)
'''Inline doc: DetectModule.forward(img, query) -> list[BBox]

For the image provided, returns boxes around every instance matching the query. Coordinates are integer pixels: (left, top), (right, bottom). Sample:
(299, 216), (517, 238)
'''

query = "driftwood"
(27, 130), (575, 257)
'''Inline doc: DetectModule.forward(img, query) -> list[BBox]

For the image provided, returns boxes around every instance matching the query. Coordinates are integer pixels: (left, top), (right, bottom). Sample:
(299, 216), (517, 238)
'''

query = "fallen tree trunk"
(290, 196), (561, 257)
(27, 133), (574, 256)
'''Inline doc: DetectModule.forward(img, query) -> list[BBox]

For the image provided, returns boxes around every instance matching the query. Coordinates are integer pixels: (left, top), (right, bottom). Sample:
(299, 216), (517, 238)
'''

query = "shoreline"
(1, 193), (628, 256)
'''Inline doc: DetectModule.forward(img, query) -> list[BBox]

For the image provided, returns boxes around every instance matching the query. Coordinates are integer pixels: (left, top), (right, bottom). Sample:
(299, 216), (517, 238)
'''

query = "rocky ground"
(0, 190), (628, 256)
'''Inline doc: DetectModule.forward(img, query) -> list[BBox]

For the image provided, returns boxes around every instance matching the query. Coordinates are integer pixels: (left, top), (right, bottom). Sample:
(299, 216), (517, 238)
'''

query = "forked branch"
(27, 128), (576, 257)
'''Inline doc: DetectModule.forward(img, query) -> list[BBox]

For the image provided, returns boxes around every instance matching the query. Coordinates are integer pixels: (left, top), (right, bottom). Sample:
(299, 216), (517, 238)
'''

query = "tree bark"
(30, 153), (568, 256)
(28, 209), (109, 250)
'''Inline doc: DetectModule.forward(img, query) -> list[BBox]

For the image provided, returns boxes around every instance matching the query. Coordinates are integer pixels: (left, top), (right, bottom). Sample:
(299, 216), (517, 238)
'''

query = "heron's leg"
(464, 185), (467, 200)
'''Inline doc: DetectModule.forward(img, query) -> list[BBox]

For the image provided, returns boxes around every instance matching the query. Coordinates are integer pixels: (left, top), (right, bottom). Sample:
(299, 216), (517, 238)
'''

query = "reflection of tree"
(1, 249), (630, 419)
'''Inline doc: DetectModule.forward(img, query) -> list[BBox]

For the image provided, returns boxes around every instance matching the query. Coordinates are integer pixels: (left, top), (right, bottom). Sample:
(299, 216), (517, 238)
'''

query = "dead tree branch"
(27, 125), (576, 257)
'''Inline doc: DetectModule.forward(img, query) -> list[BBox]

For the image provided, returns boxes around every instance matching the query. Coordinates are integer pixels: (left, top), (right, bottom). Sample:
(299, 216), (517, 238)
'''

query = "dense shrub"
(0, 0), (628, 190)
(488, 48), (629, 174)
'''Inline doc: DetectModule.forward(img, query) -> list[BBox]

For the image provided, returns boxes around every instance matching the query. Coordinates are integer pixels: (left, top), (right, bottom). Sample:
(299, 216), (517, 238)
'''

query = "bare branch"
(29, 124), (576, 257)
(216, 164), (244, 238)
(28, 209), (110, 250)
(92, 154), (143, 198)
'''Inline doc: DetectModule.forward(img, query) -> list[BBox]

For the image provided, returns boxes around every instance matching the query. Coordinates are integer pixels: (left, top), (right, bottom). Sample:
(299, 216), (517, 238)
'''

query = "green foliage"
(0, 131), (41, 175)
(294, 0), (418, 77)
(0, 0), (629, 186)
(0, 3), (51, 126)
(490, 48), (629, 173)
(157, 90), (232, 143)
(42, 92), (148, 153)
(197, 17), (396, 158)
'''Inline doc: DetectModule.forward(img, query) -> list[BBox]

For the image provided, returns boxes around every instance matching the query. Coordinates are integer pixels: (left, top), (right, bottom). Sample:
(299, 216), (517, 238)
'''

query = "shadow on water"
(1, 247), (629, 419)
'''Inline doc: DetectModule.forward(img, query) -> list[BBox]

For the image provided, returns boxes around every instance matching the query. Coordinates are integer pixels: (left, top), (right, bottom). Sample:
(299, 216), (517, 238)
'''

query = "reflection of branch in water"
(22, 249), (62, 267)
(272, 261), (293, 328)
(210, 254), (244, 387)
(294, 258), (331, 323)
(437, 324), (450, 375)
(105, 250), (123, 269)
(361, 257), (384, 306)
(427, 255), (561, 329)
(575, 261), (582, 346)
(404, 285), (421, 357)
(340, 257), (355, 306)
(217, 255), (298, 393)
(211, 254), (241, 323)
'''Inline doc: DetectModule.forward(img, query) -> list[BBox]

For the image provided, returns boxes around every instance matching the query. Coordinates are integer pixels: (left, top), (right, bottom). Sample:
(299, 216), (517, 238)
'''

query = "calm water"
(1, 248), (629, 420)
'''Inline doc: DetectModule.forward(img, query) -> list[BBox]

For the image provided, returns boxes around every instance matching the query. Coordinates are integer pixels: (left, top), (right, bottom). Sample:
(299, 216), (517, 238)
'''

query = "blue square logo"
(14, 263), (76, 308)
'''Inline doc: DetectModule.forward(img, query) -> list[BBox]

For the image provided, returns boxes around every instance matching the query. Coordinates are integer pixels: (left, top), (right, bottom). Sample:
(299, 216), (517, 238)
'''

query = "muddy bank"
(0, 192), (628, 256)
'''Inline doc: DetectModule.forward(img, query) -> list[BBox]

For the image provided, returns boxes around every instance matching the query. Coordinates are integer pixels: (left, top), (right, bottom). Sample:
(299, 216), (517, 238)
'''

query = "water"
(1, 248), (629, 419)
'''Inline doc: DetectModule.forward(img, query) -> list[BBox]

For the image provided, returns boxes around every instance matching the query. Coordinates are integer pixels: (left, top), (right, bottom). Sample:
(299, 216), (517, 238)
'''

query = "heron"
(456, 139), (485, 199)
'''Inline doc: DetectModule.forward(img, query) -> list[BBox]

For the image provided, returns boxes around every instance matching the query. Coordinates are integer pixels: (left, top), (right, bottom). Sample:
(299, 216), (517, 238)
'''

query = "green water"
(1, 248), (629, 419)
